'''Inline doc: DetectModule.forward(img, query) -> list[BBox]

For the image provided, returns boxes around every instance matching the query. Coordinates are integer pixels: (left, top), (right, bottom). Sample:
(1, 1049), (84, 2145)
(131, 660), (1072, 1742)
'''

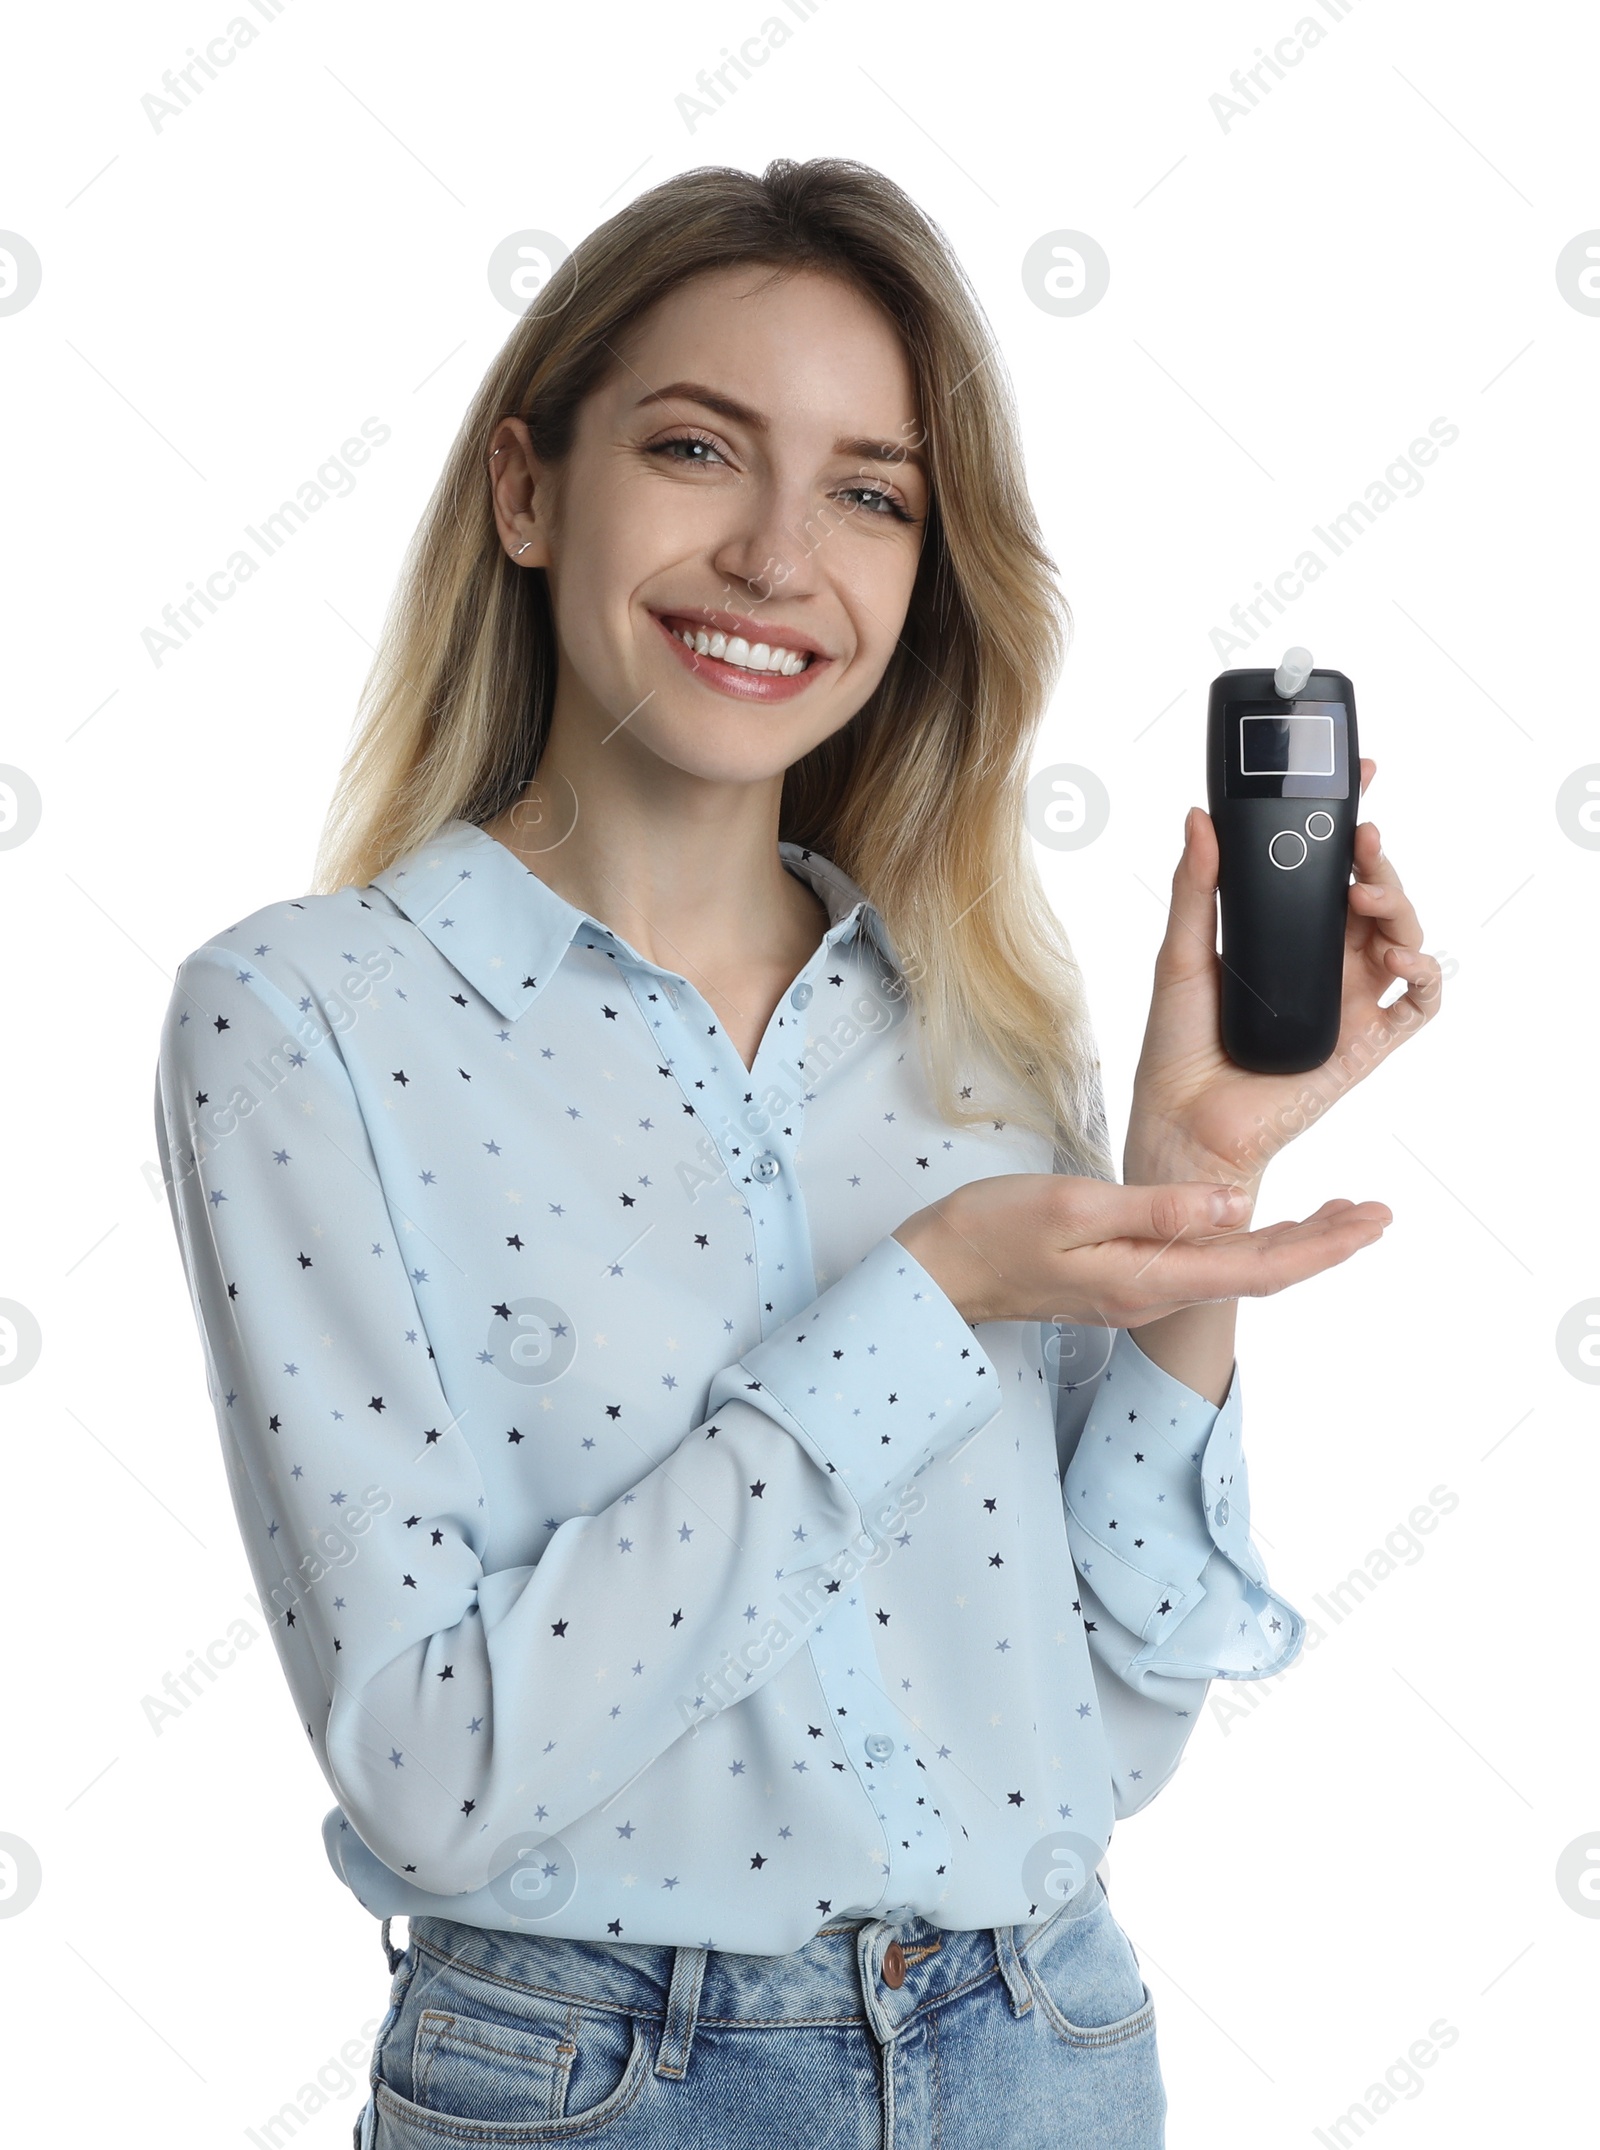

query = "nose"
(711, 471), (829, 610)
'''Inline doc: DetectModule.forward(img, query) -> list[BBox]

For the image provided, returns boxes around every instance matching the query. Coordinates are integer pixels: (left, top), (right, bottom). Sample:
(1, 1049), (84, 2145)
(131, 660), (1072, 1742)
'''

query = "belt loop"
(654, 1944), (708, 2078)
(993, 1924), (1034, 2017)
(380, 1915), (407, 1975)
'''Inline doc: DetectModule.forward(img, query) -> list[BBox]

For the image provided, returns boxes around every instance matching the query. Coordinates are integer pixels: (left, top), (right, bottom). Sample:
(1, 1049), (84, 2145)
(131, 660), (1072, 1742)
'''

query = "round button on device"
(864, 1732), (895, 1762)
(1305, 811), (1335, 841)
(1268, 829), (1308, 871)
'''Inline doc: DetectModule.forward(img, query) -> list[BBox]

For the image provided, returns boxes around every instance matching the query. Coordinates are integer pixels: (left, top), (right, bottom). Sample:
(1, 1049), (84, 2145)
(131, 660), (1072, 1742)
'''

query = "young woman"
(155, 159), (1439, 2148)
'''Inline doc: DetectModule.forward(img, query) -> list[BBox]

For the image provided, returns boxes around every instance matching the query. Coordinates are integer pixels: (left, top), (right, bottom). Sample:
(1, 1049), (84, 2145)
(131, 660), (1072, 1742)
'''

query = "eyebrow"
(632, 380), (928, 478)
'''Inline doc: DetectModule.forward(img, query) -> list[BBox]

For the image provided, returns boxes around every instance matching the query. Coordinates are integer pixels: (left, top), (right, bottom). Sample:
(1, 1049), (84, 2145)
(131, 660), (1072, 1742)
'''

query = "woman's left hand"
(1124, 761), (1444, 1192)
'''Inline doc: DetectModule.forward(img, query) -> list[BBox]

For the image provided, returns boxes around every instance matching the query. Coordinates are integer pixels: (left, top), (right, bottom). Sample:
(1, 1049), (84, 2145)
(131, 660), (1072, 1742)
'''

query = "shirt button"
(750, 1151), (781, 1182)
(864, 1732), (895, 1762)
(880, 1940), (907, 1989)
(789, 980), (813, 1009)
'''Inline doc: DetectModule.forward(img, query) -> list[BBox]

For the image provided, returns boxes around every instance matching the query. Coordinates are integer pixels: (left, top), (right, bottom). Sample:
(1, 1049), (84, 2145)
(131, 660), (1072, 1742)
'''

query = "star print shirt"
(153, 814), (1304, 1952)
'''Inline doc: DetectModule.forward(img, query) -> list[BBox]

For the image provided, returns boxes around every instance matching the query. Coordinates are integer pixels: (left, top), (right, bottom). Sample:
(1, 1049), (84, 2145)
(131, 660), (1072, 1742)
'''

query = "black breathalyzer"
(1206, 648), (1358, 1074)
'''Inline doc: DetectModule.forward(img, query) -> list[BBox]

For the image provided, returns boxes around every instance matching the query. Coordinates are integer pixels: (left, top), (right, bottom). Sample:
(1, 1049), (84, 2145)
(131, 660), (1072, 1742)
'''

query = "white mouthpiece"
(1273, 647), (1313, 698)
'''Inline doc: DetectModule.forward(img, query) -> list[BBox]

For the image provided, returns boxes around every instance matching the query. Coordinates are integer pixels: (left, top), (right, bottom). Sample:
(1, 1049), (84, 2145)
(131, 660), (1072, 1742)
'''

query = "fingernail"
(1210, 1186), (1250, 1221)
(1184, 807), (1195, 843)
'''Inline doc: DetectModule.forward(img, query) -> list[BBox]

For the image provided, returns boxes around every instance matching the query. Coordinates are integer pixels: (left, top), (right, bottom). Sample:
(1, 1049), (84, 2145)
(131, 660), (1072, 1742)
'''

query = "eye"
(836, 484), (914, 523)
(644, 429), (730, 469)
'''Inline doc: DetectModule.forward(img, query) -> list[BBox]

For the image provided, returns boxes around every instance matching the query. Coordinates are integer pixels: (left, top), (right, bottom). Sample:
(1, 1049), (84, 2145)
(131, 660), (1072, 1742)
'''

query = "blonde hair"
(313, 157), (1111, 1178)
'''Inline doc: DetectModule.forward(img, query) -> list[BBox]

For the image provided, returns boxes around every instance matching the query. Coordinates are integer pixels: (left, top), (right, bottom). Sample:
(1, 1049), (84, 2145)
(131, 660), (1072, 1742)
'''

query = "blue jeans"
(351, 1875), (1165, 2147)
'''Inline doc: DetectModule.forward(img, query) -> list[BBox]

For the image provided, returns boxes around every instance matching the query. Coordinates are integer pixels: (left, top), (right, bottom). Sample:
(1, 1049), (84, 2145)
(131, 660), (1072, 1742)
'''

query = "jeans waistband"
(401, 1875), (1109, 2064)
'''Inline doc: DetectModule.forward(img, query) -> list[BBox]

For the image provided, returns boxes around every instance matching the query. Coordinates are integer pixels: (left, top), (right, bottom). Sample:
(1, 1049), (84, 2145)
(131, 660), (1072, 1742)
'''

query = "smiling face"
(491, 264), (929, 787)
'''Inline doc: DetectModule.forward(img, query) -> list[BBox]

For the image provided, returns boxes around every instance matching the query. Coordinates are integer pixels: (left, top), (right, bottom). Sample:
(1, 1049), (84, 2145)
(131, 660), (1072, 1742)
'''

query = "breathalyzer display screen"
(1224, 701), (1349, 799)
(1239, 714), (1334, 776)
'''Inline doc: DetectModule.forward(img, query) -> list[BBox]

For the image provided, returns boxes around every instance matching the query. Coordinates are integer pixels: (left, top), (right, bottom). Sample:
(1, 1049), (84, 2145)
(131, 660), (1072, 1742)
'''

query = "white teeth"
(666, 619), (812, 673)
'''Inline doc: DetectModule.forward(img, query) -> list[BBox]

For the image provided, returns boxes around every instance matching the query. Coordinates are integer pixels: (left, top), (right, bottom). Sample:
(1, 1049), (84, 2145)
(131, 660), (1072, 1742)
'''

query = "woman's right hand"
(892, 1173), (1390, 1330)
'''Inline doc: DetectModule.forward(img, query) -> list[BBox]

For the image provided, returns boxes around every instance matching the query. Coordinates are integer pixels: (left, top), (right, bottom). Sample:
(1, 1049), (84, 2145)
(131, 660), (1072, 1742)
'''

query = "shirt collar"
(369, 816), (903, 1023)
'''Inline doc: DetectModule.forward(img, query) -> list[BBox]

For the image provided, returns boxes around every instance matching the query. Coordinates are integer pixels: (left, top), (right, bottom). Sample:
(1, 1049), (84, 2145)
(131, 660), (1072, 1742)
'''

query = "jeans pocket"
(413, 2010), (580, 2124)
(376, 1976), (651, 2142)
(1020, 1889), (1157, 2050)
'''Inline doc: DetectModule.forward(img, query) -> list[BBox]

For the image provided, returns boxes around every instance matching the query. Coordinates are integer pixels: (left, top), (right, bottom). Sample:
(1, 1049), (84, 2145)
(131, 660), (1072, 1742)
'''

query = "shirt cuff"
(705, 1232), (1001, 1510)
(1064, 1329), (1302, 1675)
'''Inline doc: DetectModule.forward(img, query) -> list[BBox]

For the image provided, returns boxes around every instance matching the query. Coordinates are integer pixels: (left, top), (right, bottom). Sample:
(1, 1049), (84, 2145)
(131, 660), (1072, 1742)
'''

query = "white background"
(1, 2), (1594, 2143)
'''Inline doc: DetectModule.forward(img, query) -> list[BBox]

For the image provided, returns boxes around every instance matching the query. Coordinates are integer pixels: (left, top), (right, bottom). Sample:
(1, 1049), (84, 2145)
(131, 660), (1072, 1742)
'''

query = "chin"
(639, 719), (806, 786)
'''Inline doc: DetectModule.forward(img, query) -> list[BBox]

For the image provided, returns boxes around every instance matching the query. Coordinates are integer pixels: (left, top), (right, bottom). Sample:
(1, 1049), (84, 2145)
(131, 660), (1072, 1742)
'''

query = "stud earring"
(514, 541), (532, 557)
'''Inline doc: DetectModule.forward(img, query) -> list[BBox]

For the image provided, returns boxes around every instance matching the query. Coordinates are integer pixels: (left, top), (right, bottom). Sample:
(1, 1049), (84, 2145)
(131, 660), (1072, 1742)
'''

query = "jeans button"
(880, 1940), (906, 1989)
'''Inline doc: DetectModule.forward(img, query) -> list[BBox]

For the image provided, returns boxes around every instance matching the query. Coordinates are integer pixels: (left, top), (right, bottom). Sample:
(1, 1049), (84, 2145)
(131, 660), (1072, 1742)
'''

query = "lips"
(648, 609), (833, 704)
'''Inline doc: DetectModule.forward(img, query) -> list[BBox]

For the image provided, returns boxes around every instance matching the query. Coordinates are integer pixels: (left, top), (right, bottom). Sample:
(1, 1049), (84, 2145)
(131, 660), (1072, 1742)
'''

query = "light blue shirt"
(153, 814), (1302, 1952)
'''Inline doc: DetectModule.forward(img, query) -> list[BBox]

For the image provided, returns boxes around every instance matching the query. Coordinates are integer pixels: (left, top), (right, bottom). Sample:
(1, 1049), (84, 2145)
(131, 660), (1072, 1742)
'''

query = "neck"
(482, 717), (825, 988)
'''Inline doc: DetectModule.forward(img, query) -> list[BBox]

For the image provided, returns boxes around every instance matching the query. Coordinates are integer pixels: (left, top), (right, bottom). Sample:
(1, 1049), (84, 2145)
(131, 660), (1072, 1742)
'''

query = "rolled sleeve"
(706, 1232), (1001, 1512)
(1063, 1329), (1304, 1680)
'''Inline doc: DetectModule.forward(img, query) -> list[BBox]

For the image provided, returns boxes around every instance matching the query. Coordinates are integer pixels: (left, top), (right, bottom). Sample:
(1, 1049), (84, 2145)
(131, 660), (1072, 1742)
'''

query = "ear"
(488, 416), (554, 570)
